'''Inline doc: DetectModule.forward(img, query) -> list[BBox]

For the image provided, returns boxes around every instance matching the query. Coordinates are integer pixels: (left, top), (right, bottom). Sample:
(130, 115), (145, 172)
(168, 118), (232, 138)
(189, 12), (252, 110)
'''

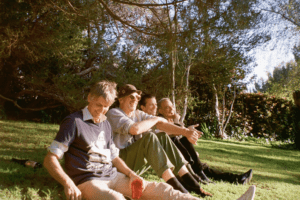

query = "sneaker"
(237, 185), (256, 200)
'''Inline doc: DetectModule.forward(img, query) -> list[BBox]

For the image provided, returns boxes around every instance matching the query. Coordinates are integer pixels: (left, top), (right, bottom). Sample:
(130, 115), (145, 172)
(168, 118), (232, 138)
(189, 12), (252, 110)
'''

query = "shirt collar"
(82, 106), (107, 123)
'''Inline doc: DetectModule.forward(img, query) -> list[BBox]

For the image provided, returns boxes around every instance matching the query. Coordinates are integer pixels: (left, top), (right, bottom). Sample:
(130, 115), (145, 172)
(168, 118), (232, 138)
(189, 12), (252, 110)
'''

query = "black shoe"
(197, 170), (214, 184)
(238, 169), (253, 185)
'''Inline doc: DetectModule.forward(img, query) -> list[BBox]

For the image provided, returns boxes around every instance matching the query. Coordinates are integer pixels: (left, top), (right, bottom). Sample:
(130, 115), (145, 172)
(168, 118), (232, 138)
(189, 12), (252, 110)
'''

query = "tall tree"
(0, 0), (182, 112)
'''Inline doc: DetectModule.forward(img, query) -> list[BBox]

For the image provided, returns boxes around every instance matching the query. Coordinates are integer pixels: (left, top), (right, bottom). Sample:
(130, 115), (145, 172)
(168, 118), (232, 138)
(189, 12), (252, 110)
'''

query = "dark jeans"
(170, 136), (240, 183)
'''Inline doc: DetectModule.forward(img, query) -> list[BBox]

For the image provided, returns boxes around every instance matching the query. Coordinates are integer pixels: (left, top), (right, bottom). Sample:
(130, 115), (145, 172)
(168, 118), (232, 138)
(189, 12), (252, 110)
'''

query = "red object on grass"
(131, 179), (143, 199)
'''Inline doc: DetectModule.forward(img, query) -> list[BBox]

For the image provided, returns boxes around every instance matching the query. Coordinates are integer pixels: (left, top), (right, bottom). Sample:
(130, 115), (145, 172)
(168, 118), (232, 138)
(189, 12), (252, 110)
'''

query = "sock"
(180, 173), (213, 197)
(181, 172), (200, 189)
(166, 177), (188, 193)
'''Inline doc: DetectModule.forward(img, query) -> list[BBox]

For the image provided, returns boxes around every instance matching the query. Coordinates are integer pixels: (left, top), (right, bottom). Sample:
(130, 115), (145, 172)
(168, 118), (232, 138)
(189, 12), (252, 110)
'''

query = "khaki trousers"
(78, 173), (201, 200)
(120, 132), (188, 177)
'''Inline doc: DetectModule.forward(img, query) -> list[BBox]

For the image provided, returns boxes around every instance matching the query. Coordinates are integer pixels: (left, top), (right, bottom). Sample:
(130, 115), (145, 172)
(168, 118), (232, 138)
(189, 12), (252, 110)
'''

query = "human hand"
(64, 180), (82, 200)
(188, 124), (203, 138)
(173, 113), (181, 120)
(184, 129), (199, 145)
(174, 113), (184, 125)
(129, 172), (146, 192)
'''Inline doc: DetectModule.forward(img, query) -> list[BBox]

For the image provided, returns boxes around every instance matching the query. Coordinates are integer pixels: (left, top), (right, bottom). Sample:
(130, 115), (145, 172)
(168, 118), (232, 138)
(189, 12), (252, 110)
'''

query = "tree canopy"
(0, 0), (275, 123)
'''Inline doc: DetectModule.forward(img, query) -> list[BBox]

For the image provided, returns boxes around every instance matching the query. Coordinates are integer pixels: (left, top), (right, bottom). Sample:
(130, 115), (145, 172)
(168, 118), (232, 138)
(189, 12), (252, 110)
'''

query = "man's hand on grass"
(64, 180), (82, 200)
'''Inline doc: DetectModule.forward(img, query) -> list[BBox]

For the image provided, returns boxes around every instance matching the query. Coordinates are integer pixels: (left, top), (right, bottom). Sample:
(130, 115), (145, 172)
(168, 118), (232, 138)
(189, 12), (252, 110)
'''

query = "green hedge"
(187, 93), (296, 141)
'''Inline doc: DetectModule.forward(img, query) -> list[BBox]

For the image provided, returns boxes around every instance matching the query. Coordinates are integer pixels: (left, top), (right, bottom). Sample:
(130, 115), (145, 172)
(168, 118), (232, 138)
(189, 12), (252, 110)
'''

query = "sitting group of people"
(44, 81), (254, 200)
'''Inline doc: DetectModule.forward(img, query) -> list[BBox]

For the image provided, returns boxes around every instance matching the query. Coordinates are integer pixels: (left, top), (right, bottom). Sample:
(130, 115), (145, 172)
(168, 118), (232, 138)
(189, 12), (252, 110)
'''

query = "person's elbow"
(129, 125), (140, 135)
(156, 121), (166, 130)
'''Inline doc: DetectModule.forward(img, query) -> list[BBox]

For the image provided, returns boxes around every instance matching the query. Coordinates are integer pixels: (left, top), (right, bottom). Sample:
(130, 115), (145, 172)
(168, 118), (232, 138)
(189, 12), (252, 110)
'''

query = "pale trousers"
(78, 173), (201, 200)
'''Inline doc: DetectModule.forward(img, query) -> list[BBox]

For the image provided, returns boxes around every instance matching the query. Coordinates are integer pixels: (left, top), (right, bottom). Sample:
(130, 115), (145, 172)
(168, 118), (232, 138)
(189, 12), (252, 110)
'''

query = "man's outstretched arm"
(129, 116), (167, 135)
(43, 152), (82, 200)
(156, 121), (199, 144)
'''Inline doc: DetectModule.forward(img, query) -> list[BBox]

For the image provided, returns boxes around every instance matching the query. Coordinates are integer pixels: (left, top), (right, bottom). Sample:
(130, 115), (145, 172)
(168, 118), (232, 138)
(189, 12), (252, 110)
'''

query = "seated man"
(43, 81), (203, 200)
(106, 84), (212, 197)
(140, 95), (253, 185)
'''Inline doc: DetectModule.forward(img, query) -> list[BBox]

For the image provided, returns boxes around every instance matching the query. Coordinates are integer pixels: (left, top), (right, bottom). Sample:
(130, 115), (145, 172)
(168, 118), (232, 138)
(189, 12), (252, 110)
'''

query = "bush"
(0, 105), (6, 120)
(200, 123), (214, 139)
(187, 93), (296, 143)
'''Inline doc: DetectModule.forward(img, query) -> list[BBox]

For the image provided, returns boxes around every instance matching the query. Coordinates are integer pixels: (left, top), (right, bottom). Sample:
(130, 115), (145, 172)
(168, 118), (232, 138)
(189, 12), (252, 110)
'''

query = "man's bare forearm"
(157, 122), (199, 144)
(129, 117), (161, 135)
(112, 157), (135, 177)
(43, 152), (75, 187)
(156, 121), (188, 136)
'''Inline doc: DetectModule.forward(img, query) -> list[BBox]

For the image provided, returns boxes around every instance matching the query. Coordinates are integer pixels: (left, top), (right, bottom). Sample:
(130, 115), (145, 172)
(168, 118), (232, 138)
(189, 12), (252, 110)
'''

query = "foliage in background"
(188, 92), (296, 143)
(0, 0), (270, 123)
(0, 0), (298, 140)
(255, 45), (300, 100)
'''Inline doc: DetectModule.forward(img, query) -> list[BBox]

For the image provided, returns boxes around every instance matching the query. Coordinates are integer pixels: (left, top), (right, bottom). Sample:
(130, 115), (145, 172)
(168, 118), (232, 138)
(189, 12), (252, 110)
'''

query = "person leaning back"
(43, 81), (203, 200)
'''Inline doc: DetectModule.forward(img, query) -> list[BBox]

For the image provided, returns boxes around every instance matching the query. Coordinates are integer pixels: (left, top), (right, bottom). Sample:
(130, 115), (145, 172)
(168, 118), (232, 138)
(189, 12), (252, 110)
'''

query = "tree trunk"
(171, 4), (178, 111)
(213, 84), (223, 137)
(222, 86), (236, 136)
(180, 63), (191, 124)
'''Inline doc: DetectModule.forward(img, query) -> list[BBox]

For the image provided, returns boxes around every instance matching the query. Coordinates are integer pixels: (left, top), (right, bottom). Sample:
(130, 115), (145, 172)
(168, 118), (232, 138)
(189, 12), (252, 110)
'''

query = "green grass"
(0, 120), (300, 200)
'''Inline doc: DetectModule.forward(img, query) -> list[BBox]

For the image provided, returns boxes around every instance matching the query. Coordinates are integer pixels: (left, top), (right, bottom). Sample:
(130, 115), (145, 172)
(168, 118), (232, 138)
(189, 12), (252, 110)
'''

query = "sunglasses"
(129, 94), (141, 101)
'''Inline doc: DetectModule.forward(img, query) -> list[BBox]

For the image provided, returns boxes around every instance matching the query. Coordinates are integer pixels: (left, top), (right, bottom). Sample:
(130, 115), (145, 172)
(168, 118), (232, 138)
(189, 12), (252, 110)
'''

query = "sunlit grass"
(0, 120), (300, 199)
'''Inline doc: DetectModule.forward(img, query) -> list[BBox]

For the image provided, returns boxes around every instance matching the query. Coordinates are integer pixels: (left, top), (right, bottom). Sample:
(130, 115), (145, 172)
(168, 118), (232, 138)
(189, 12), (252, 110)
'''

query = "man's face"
(88, 95), (113, 120)
(159, 99), (175, 119)
(141, 97), (157, 116)
(119, 92), (141, 112)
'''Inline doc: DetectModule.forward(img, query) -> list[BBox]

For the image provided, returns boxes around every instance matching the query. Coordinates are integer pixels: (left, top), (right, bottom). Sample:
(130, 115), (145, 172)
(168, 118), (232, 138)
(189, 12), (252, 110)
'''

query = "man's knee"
(156, 132), (169, 140)
(143, 131), (160, 142)
(83, 188), (126, 200)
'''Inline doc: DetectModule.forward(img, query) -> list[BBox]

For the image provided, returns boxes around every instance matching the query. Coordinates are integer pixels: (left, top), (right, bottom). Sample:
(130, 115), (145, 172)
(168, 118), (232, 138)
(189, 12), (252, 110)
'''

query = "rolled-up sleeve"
(47, 140), (69, 159)
(47, 116), (76, 159)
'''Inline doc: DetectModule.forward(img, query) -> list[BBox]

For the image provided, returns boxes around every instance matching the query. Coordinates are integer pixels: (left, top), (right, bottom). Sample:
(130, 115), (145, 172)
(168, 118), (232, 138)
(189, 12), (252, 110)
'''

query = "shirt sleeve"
(106, 108), (135, 135)
(137, 109), (155, 121)
(48, 140), (68, 159)
(54, 116), (77, 146)
(48, 116), (77, 159)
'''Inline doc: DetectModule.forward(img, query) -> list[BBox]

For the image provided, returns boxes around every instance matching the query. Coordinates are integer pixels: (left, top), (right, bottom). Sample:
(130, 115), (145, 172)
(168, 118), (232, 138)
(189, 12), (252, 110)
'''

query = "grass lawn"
(0, 120), (299, 200)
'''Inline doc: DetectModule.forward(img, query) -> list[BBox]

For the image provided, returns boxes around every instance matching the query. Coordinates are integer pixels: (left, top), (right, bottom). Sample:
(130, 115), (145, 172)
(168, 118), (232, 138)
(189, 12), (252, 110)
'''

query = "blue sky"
(245, 0), (300, 92)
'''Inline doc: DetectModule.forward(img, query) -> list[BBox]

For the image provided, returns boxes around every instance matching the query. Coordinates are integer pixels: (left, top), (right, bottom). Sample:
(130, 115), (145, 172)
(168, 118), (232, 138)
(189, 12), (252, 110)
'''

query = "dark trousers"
(170, 136), (240, 183)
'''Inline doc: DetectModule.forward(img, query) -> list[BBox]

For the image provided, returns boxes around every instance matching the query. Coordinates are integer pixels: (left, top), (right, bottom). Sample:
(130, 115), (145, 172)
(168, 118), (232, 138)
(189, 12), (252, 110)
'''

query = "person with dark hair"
(106, 84), (213, 197)
(139, 93), (157, 116)
(43, 81), (206, 200)
(153, 97), (253, 185)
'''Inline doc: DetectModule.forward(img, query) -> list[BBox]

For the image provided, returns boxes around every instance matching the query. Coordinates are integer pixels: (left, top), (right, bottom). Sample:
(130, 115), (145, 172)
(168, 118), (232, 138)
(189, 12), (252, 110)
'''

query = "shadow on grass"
(0, 121), (63, 199)
(194, 140), (300, 187)
(0, 122), (58, 136)
(0, 155), (65, 199)
(251, 171), (300, 185)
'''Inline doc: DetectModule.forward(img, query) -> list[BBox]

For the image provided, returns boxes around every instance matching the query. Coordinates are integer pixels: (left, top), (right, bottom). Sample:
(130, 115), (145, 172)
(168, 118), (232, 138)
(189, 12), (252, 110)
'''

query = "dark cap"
(118, 84), (142, 99)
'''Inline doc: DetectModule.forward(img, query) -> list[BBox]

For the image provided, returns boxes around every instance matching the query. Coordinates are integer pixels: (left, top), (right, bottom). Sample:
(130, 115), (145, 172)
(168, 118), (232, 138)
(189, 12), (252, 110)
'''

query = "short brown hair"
(89, 81), (117, 103)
